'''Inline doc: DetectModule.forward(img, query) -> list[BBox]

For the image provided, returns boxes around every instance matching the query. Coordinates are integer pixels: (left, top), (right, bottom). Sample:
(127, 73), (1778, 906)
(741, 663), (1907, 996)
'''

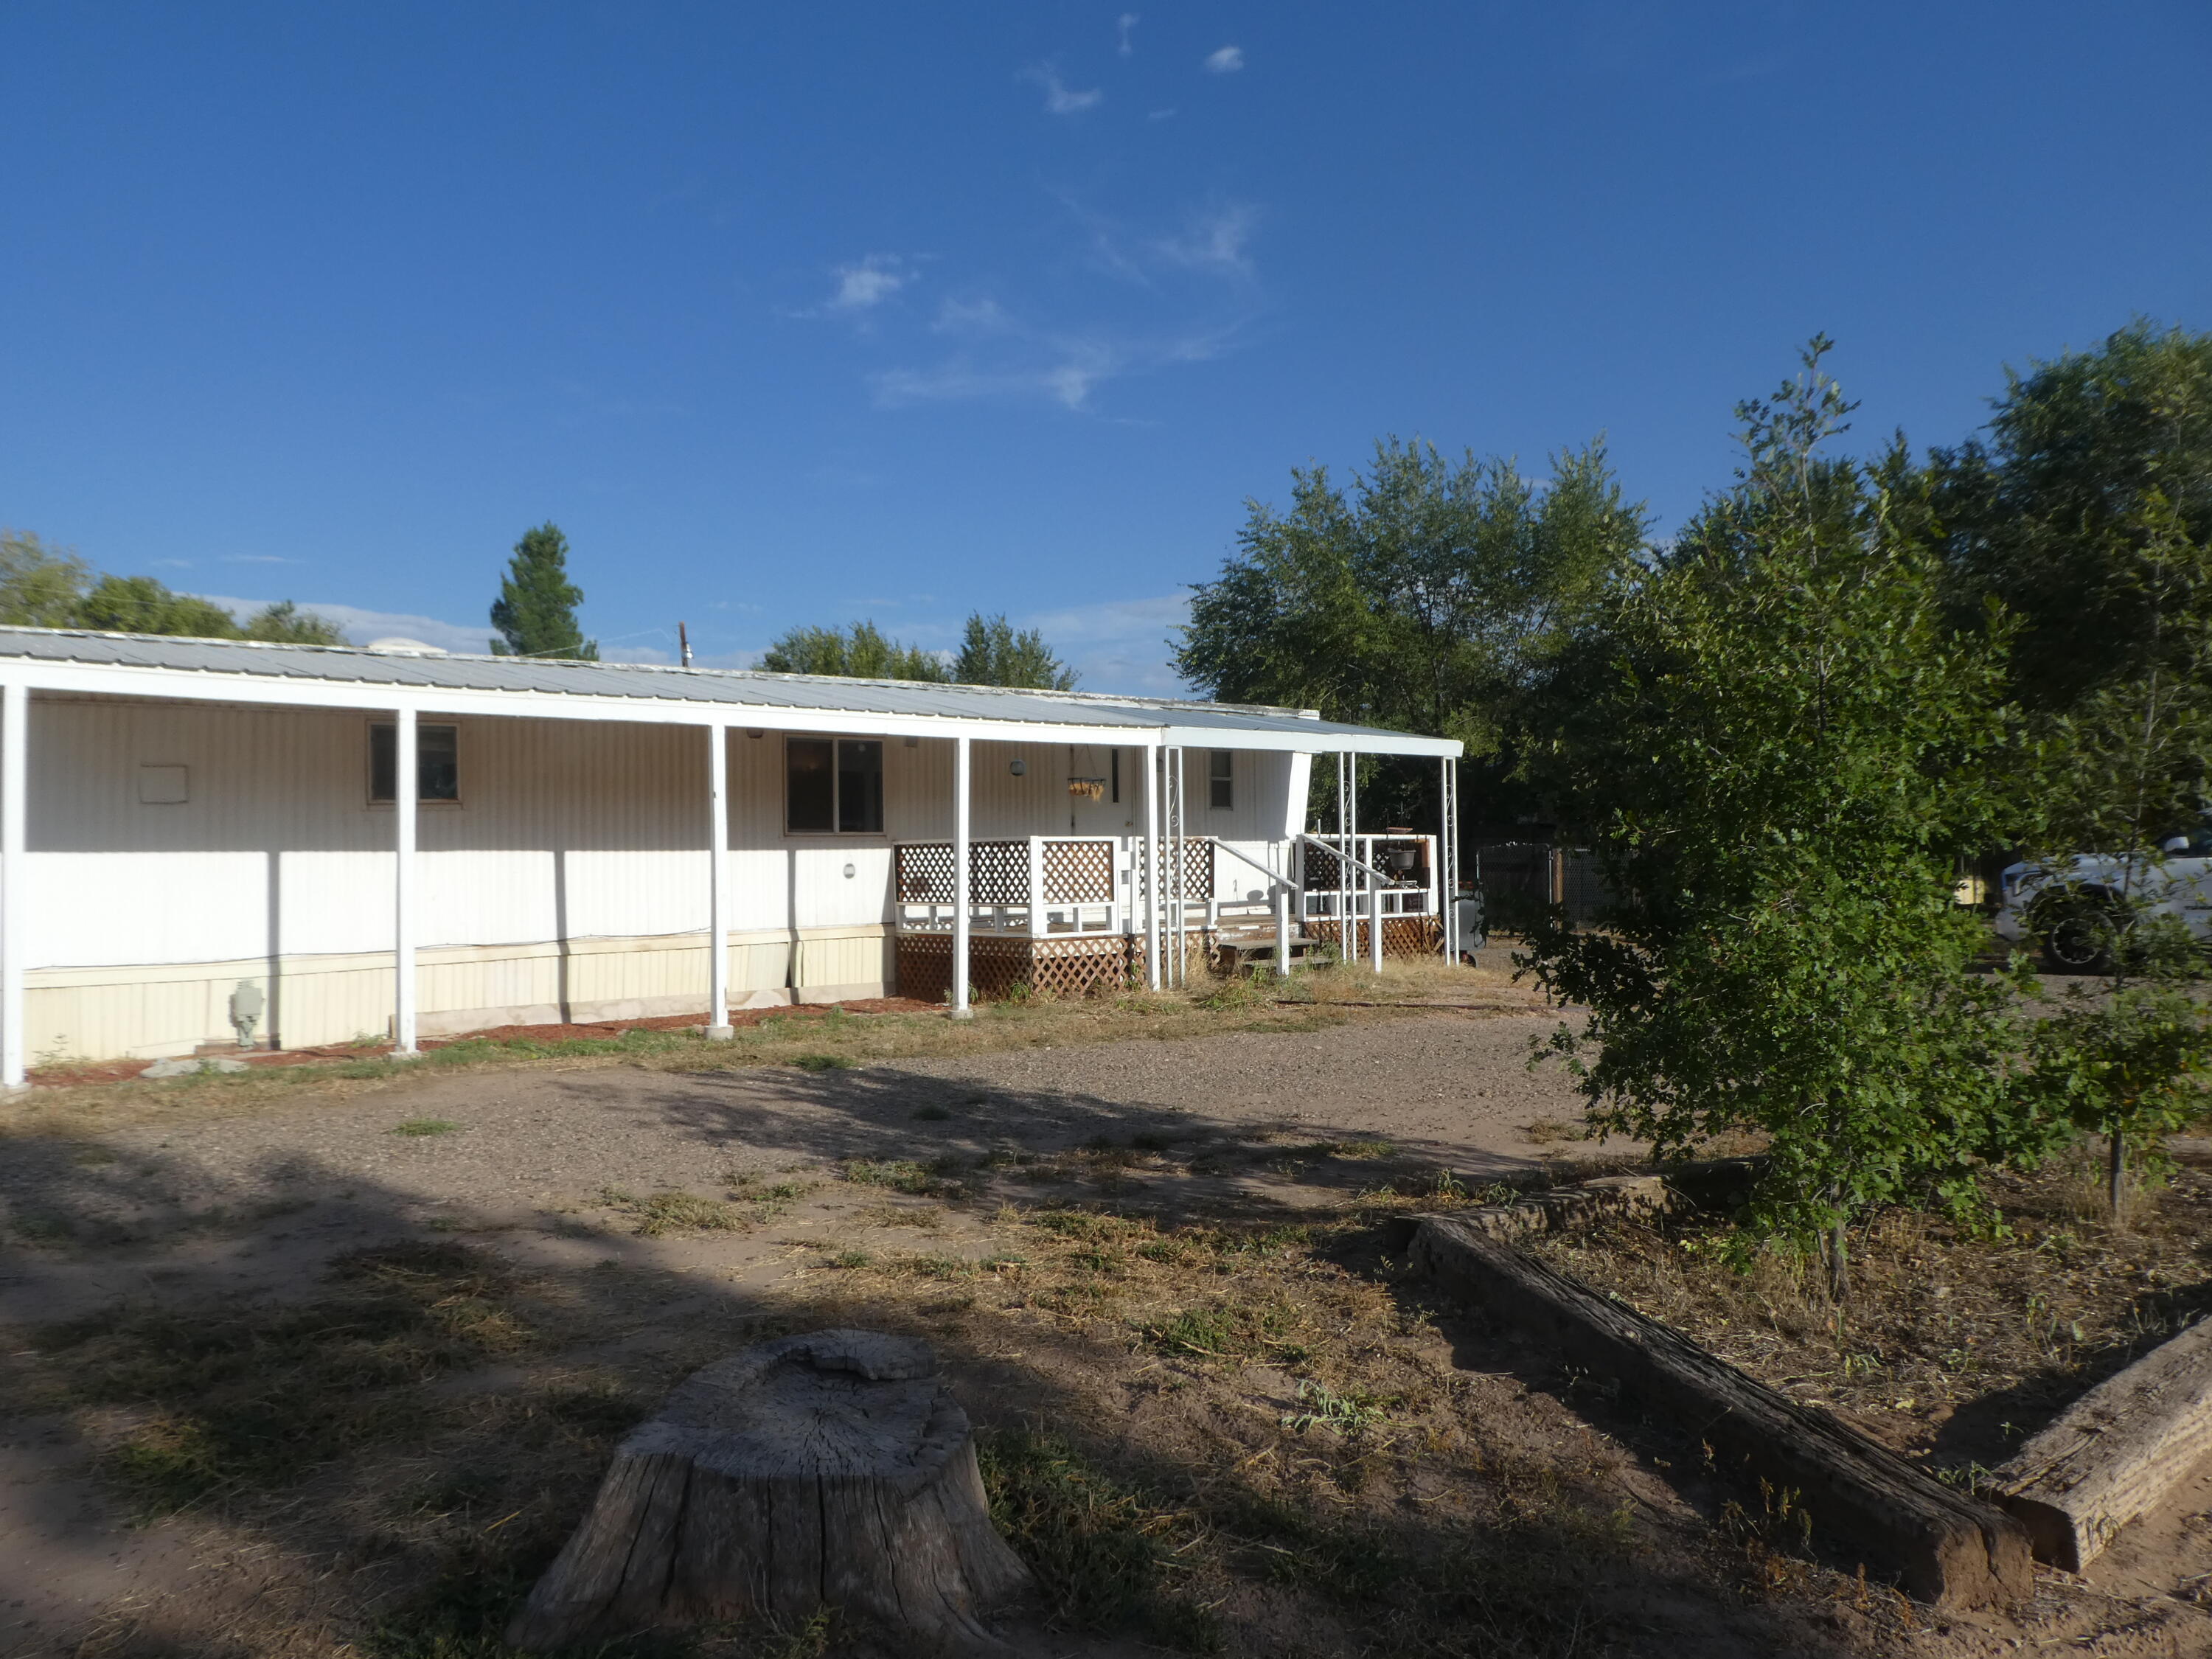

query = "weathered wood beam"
(1993, 1315), (2212, 1571)
(1405, 1216), (2033, 1610)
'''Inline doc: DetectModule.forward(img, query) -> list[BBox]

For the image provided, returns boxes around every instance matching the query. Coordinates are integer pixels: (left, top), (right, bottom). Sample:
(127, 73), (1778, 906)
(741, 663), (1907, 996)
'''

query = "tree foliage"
(1932, 319), (2212, 717)
(759, 620), (950, 681)
(2014, 492), (2212, 1211)
(1175, 437), (1646, 824)
(1520, 343), (2037, 1295)
(1, 528), (341, 643)
(955, 612), (1077, 689)
(490, 523), (597, 659)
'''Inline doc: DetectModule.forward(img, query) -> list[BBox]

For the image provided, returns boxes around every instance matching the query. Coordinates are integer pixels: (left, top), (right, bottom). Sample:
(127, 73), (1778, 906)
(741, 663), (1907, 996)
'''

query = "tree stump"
(506, 1330), (1032, 1652)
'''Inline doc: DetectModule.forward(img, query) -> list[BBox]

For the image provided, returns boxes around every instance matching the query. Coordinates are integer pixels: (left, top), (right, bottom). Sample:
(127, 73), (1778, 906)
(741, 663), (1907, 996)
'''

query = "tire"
(2034, 889), (2127, 974)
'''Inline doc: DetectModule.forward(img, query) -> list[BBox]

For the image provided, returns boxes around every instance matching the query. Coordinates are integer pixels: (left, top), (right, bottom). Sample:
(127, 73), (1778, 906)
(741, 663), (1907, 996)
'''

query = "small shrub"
(602, 1188), (748, 1237)
(791, 1053), (853, 1073)
(393, 1118), (460, 1138)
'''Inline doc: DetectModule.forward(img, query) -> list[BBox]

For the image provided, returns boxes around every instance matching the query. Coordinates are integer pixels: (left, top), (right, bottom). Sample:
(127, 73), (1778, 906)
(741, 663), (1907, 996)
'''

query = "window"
(369, 723), (460, 804)
(787, 737), (883, 834)
(1110, 748), (1120, 804)
(1208, 749), (1234, 811)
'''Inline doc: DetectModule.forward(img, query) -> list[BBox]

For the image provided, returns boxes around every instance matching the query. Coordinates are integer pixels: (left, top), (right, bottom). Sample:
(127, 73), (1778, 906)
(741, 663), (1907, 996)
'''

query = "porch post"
(706, 723), (732, 1038)
(1439, 756), (1458, 964)
(951, 735), (973, 1018)
(1142, 741), (1161, 989)
(1, 682), (24, 1092)
(1335, 753), (1352, 961)
(394, 706), (417, 1054)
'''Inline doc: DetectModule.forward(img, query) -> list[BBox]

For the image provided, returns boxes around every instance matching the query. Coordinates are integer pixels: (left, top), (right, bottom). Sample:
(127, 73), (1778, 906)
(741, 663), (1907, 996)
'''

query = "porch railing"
(894, 835), (1217, 938)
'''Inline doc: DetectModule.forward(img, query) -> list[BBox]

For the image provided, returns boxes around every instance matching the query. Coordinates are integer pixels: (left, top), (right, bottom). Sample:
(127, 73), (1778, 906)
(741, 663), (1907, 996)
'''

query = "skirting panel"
(894, 933), (1141, 1003)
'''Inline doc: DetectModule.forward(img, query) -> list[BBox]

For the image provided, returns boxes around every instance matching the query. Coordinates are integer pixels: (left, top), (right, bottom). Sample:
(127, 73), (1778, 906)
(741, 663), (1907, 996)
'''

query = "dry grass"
(1523, 1147), (2212, 1474)
(0, 961), (1534, 1143)
(1, 1173), (1866, 1658)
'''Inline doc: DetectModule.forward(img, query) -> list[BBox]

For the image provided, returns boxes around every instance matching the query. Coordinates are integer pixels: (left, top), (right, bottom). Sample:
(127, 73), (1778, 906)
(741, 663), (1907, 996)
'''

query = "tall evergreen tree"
(490, 523), (597, 659)
(953, 612), (1077, 689)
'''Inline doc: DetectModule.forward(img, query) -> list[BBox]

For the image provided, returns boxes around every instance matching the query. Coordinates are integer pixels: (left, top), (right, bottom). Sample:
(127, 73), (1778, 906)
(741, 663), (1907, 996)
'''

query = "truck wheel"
(2038, 892), (2126, 974)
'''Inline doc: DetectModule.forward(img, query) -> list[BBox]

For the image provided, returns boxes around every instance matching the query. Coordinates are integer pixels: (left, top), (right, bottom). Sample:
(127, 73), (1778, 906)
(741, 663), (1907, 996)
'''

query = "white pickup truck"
(1994, 827), (2212, 971)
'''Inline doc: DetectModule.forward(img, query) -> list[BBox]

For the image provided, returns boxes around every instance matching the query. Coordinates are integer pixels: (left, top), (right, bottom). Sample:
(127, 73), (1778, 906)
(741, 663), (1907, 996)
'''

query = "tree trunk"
(2108, 1130), (2128, 1220)
(506, 1330), (1032, 1653)
(1823, 1220), (1850, 1304)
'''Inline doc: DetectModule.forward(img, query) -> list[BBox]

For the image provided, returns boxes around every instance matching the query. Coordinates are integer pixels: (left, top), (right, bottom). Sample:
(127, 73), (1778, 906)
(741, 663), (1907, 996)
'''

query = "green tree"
(953, 612), (1077, 689)
(1176, 437), (1646, 825)
(240, 599), (345, 644)
(0, 529), (91, 625)
(1932, 319), (2212, 717)
(74, 574), (251, 639)
(759, 620), (950, 681)
(490, 523), (597, 659)
(2014, 492), (2212, 1214)
(1521, 342), (2036, 1298)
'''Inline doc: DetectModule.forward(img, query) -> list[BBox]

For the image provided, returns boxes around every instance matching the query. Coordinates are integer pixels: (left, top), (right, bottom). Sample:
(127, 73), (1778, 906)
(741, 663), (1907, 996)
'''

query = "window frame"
(1207, 748), (1234, 812)
(785, 734), (886, 837)
(366, 720), (464, 808)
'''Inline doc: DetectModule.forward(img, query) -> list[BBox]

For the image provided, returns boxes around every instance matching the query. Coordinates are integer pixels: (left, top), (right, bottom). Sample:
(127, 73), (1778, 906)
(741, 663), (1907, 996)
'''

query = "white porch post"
(1335, 753), (1352, 961)
(706, 723), (732, 1038)
(1440, 756), (1459, 964)
(952, 736), (973, 1018)
(1, 682), (25, 1092)
(394, 707), (418, 1054)
(1142, 741), (1161, 990)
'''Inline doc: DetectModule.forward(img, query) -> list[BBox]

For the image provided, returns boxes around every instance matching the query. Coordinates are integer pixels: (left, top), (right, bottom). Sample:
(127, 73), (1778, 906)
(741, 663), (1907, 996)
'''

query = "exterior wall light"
(1009, 758), (1027, 776)
(843, 862), (856, 879)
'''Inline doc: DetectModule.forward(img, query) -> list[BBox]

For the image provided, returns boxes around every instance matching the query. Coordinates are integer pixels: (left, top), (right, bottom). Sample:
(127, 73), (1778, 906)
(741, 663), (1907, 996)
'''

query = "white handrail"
(1296, 832), (1394, 884)
(1214, 838), (1291, 891)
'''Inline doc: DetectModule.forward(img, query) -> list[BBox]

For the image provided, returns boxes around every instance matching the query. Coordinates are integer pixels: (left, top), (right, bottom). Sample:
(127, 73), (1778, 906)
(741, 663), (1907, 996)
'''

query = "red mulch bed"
(24, 997), (945, 1090)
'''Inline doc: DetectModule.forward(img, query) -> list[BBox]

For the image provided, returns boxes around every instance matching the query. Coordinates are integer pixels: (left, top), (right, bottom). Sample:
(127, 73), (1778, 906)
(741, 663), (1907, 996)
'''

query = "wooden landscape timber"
(507, 1330), (1031, 1654)
(1992, 1315), (2212, 1571)
(1403, 1215), (2034, 1610)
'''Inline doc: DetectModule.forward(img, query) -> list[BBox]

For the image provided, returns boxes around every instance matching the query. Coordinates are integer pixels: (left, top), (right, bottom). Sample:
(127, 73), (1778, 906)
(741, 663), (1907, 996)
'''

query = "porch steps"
(1214, 925), (1318, 975)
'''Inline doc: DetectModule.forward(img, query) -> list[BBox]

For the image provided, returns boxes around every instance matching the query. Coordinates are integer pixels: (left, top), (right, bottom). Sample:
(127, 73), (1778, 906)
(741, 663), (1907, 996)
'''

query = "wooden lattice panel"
(969, 841), (1029, 906)
(896, 843), (956, 903)
(1301, 840), (1346, 891)
(894, 933), (1136, 1003)
(1135, 837), (1214, 900)
(1040, 840), (1113, 903)
(1336, 917), (1444, 961)
(1027, 936), (1137, 998)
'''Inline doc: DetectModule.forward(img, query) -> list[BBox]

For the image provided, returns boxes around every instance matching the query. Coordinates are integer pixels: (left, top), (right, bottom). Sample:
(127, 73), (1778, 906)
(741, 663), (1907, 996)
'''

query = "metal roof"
(0, 627), (1462, 756)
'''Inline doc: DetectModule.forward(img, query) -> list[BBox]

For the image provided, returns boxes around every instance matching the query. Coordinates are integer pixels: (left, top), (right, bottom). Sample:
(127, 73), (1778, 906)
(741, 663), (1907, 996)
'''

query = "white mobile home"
(0, 628), (1463, 1083)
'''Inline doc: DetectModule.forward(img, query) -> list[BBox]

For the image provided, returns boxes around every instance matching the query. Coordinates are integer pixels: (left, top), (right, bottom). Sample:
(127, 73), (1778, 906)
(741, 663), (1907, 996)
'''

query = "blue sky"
(4, 3), (2208, 692)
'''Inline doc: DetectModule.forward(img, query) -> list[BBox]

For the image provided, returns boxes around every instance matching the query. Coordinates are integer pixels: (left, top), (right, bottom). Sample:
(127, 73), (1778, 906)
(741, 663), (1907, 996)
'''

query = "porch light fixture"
(843, 862), (856, 879)
(747, 729), (765, 740)
(1009, 758), (1026, 776)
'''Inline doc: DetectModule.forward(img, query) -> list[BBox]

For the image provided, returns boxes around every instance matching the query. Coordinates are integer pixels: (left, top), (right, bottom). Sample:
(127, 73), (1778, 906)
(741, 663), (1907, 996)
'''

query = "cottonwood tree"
(954, 612), (1077, 689)
(1521, 341), (2037, 1298)
(2016, 493), (2212, 1215)
(759, 620), (949, 681)
(490, 523), (597, 659)
(1, 530), (341, 642)
(1932, 319), (2212, 718)
(1176, 437), (1646, 827)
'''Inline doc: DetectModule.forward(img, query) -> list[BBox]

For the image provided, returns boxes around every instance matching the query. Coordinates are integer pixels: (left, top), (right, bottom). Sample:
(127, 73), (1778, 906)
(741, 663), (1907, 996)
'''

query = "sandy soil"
(1, 1006), (2206, 1657)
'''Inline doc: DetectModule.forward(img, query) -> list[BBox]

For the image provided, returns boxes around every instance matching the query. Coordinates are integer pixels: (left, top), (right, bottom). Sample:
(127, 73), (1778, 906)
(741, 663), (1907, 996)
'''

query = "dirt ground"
(1, 984), (2208, 1658)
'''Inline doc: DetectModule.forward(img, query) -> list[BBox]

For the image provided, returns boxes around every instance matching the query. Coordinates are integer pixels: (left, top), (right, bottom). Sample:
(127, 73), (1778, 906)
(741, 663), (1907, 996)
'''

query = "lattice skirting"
(1322, 917), (1444, 961)
(894, 933), (1144, 1002)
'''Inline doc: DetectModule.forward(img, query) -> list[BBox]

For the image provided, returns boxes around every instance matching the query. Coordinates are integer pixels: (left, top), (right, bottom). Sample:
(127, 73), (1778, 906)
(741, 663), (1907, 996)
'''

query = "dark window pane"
(838, 740), (883, 833)
(369, 723), (397, 802)
(1110, 748), (1120, 803)
(419, 725), (459, 801)
(1209, 750), (1234, 811)
(787, 738), (835, 832)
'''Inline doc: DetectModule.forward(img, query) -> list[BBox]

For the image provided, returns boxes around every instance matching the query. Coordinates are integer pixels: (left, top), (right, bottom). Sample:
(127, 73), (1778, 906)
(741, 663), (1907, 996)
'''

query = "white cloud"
(1203, 44), (1244, 73)
(1117, 13), (1138, 55)
(1020, 62), (1103, 114)
(189, 595), (493, 654)
(1020, 593), (1194, 697)
(822, 254), (910, 315)
(931, 295), (1016, 335)
(1153, 203), (1259, 279)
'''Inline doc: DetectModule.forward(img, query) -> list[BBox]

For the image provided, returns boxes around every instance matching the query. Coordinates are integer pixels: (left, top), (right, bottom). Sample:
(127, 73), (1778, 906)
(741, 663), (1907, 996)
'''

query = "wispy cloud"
(1203, 44), (1244, 73)
(874, 321), (1237, 414)
(150, 558), (192, 569)
(1020, 62), (1103, 114)
(1117, 13), (1138, 56)
(1153, 203), (1259, 279)
(188, 595), (490, 654)
(819, 254), (911, 316)
(1020, 593), (1194, 697)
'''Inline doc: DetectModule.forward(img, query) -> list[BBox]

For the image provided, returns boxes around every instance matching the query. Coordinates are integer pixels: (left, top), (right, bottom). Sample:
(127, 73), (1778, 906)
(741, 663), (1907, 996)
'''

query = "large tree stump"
(1993, 1315), (2212, 1571)
(506, 1330), (1032, 1652)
